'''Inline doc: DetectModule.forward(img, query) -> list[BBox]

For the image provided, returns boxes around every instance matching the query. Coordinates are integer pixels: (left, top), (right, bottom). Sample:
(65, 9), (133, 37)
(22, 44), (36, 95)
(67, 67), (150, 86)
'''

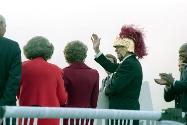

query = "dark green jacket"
(164, 65), (187, 112)
(95, 54), (142, 110)
(0, 36), (21, 106)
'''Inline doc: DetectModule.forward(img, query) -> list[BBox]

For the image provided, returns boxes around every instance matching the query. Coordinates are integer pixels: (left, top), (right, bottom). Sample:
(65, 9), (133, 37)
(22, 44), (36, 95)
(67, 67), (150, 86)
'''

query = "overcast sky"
(1, 0), (187, 110)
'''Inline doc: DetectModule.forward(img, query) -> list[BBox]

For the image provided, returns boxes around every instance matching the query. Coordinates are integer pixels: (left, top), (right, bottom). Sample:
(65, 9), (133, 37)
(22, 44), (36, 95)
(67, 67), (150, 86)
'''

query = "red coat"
(63, 62), (99, 125)
(17, 57), (67, 125)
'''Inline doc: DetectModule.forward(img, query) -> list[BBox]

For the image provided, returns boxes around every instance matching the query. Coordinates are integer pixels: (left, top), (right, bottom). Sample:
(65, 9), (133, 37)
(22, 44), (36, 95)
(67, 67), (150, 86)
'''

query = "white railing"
(0, 106), (184, 125)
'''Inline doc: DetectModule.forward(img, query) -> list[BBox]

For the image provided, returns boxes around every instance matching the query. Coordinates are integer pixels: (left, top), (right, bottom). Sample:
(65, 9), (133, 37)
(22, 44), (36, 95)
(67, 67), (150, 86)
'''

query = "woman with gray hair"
(63, 40), (99, 125)
(17, 36), (67, 125)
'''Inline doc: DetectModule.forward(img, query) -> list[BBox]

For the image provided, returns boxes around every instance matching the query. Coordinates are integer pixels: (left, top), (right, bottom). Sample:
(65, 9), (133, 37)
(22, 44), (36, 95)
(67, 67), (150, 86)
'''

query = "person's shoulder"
(91, 68), (99, 73)
(22, 60), (30, 64)
(88, 68), (99, 80)
(80, 63), (99, 75)
(0, 37), (20, 54)
(48, 62), (63, 73)
(0, 36), (18, 45)
(63, 66), (69, 72)
(21, 60), (31, 67)
(48, 62), (59, 69)
(123, 55), (137, 63)
(88, 67), (99, 75)
(122, 55), (142, 68)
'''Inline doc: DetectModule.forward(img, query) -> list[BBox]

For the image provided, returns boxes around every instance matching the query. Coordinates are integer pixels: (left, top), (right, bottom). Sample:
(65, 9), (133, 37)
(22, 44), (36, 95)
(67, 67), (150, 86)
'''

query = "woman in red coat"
(63, 40), (99, 125)
(17, 36), (68, 125)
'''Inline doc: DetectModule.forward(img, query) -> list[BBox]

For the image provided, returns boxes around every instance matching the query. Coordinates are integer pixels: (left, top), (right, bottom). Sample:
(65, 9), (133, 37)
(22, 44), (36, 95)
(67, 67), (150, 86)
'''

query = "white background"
(1, 0), (187, 111)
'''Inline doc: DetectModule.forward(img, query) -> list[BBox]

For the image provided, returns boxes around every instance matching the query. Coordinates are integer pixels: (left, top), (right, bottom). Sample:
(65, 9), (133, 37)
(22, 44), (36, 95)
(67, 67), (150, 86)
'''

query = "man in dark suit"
(155, 43), (187, 123)
(0, 14), (21, 125)
(91, 25), (147, 125)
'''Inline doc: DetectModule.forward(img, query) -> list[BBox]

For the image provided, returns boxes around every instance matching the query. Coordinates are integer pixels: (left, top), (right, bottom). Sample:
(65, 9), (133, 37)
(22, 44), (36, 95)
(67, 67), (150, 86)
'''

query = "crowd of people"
(0, 14), (187, 125)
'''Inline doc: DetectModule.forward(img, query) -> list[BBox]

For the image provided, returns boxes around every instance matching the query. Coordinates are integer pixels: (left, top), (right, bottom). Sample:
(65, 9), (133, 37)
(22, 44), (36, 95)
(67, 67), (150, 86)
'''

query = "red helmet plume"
(119, 25), (147, 59)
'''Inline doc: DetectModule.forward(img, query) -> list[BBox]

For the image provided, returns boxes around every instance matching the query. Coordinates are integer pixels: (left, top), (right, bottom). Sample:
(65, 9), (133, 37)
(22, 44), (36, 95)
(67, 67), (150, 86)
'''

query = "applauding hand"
(155, 73), (174, 86)
(154, 78), (167, 85)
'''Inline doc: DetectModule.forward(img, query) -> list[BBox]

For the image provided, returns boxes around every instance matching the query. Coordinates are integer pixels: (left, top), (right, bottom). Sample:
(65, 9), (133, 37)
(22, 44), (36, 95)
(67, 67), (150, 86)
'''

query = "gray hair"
(64, 40), (88, 63)
(181, 43), (187, 49)
(0, 14), (6, 36)
(0, 14), (6, 25)
(24, 36), (54, 60)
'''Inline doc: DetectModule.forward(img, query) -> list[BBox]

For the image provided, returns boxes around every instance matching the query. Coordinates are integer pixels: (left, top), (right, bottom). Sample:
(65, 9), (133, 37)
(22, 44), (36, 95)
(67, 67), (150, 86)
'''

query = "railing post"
(159, 108), (185, 125)
(0, 106), (5, 124)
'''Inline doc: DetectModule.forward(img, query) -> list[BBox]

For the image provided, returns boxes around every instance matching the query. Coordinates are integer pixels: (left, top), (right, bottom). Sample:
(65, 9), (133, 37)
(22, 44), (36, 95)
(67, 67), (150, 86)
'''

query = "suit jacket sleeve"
(0, 43), (21, 105)
(105, 58), (136, 95)
(90, 71), (99, 108)
(173, 68), (187, 91)
(164, 86), (176, 102)
(95, 54), (118, 73)
(164, 67), (187, 102)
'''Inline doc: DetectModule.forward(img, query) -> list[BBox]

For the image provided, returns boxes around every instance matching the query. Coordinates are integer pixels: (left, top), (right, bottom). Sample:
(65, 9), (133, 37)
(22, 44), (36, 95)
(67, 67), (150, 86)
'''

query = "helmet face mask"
(113, 37), (135, 53)
(114, 46), (128, 61)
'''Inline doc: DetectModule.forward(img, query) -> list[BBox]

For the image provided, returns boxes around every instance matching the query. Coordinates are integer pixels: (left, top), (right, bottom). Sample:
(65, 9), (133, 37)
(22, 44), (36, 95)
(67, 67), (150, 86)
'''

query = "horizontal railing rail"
(0, 106), (162, 120)
(0, 106), (186, 125)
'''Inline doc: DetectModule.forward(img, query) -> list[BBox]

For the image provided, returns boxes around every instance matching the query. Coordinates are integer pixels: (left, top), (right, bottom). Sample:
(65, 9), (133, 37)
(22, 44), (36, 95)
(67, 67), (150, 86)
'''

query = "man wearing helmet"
(91, 25), (147, 125)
